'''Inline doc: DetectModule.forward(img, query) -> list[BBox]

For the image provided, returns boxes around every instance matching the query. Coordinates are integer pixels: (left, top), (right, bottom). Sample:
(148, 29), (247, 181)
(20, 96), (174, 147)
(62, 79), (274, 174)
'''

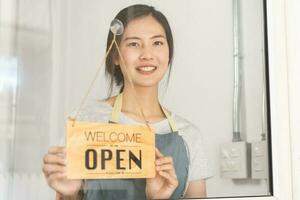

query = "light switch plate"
(251, 141), (268, 179)
(220, 141), (250, 179)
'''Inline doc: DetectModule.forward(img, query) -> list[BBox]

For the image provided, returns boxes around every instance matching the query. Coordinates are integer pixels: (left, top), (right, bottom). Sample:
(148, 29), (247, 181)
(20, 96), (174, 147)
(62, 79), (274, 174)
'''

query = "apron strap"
(109, 93), (178, 132)
(161, 106), (178, 132)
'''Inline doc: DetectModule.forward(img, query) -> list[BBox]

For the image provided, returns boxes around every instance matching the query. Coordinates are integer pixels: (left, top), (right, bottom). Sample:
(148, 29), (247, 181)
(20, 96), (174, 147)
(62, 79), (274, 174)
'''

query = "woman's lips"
(135, 65), (157, 75)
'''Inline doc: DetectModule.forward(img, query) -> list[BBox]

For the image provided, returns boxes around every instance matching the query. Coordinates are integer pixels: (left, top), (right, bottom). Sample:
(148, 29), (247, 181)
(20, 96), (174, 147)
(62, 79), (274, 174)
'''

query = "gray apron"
(83, 94), (189, 199)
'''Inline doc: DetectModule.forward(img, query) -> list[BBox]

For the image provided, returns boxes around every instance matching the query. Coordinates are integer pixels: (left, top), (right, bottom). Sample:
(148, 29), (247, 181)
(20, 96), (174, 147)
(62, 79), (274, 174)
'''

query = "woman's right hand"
(42, 146), (82, 197)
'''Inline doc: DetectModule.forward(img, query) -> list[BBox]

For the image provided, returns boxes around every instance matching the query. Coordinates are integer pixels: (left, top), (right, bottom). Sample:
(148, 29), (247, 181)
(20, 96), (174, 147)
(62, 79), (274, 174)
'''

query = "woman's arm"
(184, 179), (207, 198)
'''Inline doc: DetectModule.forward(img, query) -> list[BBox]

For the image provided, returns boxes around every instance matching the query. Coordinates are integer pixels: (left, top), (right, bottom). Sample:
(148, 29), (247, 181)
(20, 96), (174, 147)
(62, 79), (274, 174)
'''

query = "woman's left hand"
(145, 148), (179, 199)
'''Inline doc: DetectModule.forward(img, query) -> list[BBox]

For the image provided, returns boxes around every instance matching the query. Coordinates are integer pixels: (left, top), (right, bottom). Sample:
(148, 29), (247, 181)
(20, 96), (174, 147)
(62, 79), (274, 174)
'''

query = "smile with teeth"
(136, 66), (157, 73)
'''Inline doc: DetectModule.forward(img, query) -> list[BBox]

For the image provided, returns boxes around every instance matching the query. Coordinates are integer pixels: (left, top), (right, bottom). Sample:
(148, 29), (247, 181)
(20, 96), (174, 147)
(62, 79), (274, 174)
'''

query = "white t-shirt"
(69, 100), (214, 182)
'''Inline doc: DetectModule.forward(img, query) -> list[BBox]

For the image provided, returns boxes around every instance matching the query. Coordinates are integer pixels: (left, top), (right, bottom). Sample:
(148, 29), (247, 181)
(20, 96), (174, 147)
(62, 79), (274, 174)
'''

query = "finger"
(43, 154), (66, 166)
(169, 167), (177, 178)
(43, 164), (66, 177)
(155, 148), (164, 158)
(48, 146), (66, 155)
(156, 164), (173, 171)
(158, 171), (178, 187)
(157, 164), (177, 178)
(156, 156), (173, 166)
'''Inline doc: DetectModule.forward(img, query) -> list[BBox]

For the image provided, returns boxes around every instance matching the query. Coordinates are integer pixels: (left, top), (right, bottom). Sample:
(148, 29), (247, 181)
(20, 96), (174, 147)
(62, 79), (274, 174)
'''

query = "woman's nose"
(139, 46), (154, 60)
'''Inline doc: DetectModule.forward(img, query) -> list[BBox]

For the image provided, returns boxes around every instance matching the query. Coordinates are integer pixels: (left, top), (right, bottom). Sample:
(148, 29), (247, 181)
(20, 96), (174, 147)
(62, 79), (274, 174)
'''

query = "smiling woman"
(105, 5), (174, 95)
(114, 15), (170, 90)
(42, 4), (212, 200)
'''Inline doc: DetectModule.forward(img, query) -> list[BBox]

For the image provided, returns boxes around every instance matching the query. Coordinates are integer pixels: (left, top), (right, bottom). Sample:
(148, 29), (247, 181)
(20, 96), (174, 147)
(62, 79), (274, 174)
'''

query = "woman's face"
(117, 15), (169, 88)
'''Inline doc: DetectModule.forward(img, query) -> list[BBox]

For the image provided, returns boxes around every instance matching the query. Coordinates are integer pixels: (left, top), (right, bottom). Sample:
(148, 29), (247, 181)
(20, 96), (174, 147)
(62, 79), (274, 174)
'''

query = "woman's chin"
(132, 81), (160, 89)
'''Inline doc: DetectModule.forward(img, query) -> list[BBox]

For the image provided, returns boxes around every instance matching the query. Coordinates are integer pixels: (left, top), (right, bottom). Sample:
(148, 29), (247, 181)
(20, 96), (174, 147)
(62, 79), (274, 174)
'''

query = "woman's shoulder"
(171, 112), (204, 140)
(172, 113), (200, 132)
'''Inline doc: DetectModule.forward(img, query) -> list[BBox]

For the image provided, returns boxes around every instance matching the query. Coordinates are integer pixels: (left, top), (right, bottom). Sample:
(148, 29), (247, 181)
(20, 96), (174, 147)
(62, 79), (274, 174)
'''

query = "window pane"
(0, 0), (271, 199)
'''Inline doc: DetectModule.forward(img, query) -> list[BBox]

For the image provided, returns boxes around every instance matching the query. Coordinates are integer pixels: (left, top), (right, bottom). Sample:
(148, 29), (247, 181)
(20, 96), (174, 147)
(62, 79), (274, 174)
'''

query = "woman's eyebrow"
(150, 34), (166, 39)
(124, 35), (166, 41)
(124, 36), (140, 41)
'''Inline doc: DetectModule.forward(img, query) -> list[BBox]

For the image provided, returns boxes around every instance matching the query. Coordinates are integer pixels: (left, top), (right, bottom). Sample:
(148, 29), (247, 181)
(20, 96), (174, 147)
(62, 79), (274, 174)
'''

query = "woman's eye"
(154, 41), (164, 46)
(127, 42), (140, 47)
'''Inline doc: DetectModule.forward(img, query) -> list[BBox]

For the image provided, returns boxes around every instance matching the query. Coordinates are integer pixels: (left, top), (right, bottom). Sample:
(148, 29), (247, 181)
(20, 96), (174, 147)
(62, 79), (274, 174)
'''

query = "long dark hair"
(105, 4), (174, 95)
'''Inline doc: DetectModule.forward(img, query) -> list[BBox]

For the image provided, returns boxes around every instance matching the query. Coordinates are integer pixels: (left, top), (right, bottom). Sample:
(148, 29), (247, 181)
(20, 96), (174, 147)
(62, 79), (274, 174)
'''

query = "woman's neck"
(121, 85), (165, 122)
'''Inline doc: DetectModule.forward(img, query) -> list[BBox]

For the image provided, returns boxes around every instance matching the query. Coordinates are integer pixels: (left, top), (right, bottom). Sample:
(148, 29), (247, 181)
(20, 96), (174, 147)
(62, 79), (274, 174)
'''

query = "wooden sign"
(66, 120), (156, 179)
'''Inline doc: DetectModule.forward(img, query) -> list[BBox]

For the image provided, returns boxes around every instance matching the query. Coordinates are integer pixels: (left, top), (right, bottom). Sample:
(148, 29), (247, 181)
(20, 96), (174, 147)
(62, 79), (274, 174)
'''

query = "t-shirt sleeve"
(176, 116), (214, 181)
